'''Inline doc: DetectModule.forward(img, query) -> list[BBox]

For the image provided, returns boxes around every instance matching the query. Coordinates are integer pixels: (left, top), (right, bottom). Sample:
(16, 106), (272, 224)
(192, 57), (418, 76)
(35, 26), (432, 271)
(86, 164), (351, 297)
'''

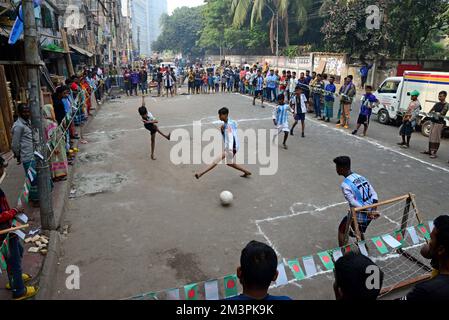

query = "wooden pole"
(61, 28), (75, 76)
(353, 194), (410, 212)
(0, 224), (30, 236)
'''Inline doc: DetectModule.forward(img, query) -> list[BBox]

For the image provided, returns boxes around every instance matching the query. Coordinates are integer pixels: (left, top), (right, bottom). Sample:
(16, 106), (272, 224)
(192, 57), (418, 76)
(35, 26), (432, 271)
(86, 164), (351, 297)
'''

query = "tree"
(151, 6), (205, 58)
(320, 0), (391, 58)
(320, 0), (449, 59)
(198, 0), (269, 53)
(230, 0), (313, 50)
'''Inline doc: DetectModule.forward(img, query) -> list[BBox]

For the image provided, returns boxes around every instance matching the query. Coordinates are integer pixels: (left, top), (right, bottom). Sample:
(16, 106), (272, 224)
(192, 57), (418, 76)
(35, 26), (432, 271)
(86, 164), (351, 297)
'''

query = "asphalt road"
(50, 87), (449, 300)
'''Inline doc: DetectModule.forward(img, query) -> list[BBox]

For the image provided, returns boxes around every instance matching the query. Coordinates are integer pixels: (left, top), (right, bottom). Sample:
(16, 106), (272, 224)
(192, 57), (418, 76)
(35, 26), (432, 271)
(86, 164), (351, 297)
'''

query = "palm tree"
(231, 0), (313, 51)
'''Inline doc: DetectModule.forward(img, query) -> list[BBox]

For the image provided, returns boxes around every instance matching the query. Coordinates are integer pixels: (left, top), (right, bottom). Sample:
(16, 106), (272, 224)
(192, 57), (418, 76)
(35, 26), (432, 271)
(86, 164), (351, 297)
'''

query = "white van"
(372, 71), (449, 136)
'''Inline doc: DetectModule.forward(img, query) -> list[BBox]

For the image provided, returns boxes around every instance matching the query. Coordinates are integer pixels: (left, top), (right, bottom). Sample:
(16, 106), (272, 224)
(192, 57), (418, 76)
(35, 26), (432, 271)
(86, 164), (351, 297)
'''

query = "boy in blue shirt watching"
(225, 241), (292, 301)
(352, 85), (378, 137)
(324, 76), (336, 122)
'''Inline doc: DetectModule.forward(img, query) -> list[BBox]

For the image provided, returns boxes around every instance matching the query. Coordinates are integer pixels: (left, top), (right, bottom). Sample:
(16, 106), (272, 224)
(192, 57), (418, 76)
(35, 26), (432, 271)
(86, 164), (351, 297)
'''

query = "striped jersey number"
(357, 182), (372, 203)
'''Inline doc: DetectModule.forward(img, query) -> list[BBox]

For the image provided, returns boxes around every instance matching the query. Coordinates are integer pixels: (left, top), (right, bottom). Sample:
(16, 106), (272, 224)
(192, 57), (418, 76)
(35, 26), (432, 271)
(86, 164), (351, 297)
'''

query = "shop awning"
(42, 43), (66, 53)
(69, 44), (94, 58)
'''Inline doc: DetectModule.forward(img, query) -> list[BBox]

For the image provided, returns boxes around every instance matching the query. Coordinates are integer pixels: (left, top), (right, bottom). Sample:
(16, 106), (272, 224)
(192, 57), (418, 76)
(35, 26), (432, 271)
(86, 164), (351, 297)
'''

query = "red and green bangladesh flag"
(344, 244), (352, 254)
(288, 259), (305, 280)
(224, 274), (238, 298)
(0, 254), (6, 271)
(184, 283), (199, 300)
(393, 230), (405, 247)
(318, 251), (334, 270)
(417, 224), (431, 241)
(372, 236), (389, 254)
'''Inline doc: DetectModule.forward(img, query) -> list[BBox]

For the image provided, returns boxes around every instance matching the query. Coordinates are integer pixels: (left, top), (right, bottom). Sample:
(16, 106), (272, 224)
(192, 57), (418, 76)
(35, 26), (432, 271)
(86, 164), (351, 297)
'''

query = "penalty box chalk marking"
(238, 94), (449, 175)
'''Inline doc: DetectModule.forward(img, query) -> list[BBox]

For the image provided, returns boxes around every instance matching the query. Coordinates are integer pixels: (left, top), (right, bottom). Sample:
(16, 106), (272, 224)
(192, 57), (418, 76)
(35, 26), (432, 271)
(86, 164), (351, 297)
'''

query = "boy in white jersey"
(195, 107), (252, 179)
(333, 156), (379, 246)
(272, 93), (293, 150)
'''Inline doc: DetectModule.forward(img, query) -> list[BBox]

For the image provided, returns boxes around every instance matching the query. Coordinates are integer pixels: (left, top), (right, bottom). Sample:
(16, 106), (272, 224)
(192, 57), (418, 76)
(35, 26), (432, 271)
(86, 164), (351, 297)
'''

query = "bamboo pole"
(0, 224), (30, 236)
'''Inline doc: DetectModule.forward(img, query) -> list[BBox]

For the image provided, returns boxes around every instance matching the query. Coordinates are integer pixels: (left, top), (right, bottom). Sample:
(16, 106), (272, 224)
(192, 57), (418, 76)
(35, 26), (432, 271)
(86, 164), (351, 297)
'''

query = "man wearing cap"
(0, 157), (38, 299)
(398, 90), (421, 149)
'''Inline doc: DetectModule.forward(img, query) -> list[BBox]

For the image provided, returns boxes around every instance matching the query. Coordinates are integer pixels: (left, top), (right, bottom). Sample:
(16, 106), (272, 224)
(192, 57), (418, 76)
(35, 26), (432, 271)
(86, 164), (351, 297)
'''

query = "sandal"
(13, 286), (39, 300)
(6, 273), (32, 290)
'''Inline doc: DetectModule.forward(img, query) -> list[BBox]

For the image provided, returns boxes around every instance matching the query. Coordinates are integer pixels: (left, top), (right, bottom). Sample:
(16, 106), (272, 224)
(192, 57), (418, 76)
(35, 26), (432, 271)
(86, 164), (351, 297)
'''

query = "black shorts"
(295, 113), (306, 121)
(144, 123), (157, 135)
(255, 90), (263, 96)
(357, 114), (369, 125)
(338, 215), (372, 237)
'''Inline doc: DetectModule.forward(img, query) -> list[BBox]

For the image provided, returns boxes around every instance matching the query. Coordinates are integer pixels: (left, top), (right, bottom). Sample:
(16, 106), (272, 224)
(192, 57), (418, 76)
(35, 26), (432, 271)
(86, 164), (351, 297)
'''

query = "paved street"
(50, 88), (449, 300)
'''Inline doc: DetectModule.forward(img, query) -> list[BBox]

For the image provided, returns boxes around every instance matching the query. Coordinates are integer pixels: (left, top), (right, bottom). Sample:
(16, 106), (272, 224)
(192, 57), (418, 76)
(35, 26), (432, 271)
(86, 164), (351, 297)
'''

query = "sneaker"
(326, 118), (330, 123)
(352, 130), (357, 135)
(344, 125), (349, 129)
(302, 133), (305, 138)
(397, 142), (406, 146)
(13, 286), (39, 300)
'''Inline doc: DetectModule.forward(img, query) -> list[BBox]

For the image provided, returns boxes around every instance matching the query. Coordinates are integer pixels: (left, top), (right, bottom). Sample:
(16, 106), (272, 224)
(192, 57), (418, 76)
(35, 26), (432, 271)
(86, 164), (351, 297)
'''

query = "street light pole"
(23, 0), (55, 230)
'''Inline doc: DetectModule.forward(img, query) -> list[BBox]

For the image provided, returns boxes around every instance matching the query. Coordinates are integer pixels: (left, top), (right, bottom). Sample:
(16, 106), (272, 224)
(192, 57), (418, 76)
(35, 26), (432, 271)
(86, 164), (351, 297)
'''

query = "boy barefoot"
(195, 107), (252, 179)
(138, 96), (171, 160)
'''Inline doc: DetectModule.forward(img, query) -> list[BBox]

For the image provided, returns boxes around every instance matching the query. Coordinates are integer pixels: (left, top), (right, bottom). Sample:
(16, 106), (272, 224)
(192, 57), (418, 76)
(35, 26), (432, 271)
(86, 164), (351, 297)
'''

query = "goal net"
(343, 194), (433, 297)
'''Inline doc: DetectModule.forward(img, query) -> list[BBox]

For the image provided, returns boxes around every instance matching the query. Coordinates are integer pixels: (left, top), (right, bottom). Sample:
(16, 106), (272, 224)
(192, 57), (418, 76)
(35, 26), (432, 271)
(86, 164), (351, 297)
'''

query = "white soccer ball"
(220, 191), (233, 206)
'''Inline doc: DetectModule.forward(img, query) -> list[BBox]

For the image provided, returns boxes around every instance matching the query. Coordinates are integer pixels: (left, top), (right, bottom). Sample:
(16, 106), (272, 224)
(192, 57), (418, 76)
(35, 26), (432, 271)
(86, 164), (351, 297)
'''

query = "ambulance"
(372, 71), (449, 137)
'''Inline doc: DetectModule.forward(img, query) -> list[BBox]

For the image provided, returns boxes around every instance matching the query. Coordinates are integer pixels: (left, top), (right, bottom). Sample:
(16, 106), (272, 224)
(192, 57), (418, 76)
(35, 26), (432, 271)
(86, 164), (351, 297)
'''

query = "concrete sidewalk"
(0, 96), (104, 300)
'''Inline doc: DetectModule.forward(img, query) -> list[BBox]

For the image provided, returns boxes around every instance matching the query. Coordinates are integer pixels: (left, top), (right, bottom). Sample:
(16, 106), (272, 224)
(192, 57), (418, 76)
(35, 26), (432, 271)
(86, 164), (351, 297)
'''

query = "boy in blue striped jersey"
(272, 93), (293, 150)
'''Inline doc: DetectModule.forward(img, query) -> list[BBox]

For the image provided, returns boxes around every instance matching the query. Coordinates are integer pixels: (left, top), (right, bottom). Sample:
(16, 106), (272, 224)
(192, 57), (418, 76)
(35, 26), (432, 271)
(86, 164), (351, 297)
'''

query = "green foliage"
(151, 6), (205, 58)
(320, 0), (449, 59)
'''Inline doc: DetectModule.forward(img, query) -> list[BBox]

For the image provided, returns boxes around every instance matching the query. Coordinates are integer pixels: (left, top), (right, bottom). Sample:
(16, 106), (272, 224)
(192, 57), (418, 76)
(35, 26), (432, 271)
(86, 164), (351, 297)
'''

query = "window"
(41, 5), (53, 29)
(378, 80), (400, 94)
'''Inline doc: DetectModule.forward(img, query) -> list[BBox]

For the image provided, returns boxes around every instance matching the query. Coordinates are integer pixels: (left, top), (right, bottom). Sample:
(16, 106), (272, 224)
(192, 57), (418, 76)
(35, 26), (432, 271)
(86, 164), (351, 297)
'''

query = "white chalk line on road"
(238, 93), (449, 174)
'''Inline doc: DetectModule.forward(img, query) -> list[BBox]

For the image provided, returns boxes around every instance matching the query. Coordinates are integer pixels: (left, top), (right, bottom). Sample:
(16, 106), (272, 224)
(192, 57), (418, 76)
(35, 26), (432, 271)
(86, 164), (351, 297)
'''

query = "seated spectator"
(401, 215), (449, 300)
(226, 240), (292, 300)
(334, 252), (383, 300)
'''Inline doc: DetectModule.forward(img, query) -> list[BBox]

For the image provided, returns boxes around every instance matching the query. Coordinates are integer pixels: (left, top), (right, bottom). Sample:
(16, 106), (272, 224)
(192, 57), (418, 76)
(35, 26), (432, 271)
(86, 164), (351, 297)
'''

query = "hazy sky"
(121, 0), (205, 16)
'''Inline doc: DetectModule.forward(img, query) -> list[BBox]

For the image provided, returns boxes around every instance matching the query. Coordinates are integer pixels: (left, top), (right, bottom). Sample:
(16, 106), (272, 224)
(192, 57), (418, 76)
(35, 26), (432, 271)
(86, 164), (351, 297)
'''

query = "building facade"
(130, 0), (167, 58)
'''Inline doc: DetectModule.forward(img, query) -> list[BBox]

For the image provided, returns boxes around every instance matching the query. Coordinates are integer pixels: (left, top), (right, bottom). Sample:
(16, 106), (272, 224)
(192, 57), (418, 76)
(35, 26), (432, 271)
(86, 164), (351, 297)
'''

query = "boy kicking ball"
(194, 107), (252, 179)
(272, 93), (293, 149)
(138, 96), (171, 160)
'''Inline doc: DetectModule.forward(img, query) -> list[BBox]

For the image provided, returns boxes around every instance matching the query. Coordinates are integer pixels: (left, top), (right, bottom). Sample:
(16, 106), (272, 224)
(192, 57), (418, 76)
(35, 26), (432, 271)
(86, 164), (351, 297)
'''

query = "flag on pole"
(287, 259), (305, 280)
(224, 274), (239, 298)
(371, 237), (389, 254)
(417, 224), (430, 241)
(344, 244), (352, 254)
(204, 280), (219, 300)
(184, 283), (199, 300)
(317, 251), (334, 270)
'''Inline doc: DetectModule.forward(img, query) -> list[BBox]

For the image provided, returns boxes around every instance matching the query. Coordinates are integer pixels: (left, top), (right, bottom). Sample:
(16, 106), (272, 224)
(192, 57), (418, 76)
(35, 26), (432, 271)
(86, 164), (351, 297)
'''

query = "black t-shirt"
(403, 274), (449, 301)
(52, 95), (66, 125)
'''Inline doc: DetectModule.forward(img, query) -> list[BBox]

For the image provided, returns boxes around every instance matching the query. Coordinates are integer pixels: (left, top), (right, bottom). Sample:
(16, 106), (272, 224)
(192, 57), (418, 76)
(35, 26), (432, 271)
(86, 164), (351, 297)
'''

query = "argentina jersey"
(223, 119), (240, 152)
(275, 104), (290, 126)
(342, 173), (378, 208)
